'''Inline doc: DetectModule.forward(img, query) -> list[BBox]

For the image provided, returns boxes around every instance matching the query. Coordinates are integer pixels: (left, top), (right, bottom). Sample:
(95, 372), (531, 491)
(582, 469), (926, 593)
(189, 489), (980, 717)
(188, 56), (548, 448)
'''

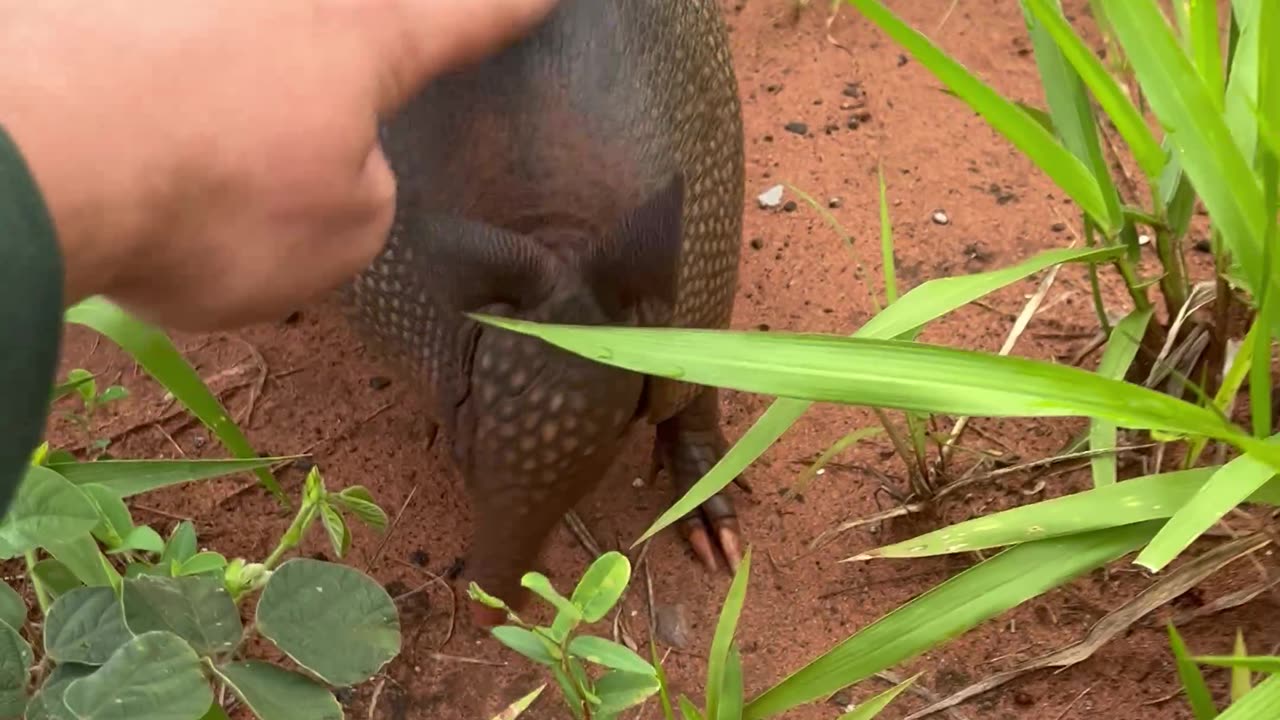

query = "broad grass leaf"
(718, 646), (745, 720)
(50, 458), (282, 499)
(0, 622), (31, 717)
(212, 661), (343, 720)
(1188, 0), (1226, 101)
(839, 673), (919, 719)
(854, 467), (1280, 559)
(1021, 0), (1166, 180)
(491, 685), (546, 720)
(64, 297), (283, 499)
(0, 467), (98, 558)
(846, 0), (1116, 230)
(1021, 0), (1124, 223)
(63, 631), (212, 720)
(1089, 308), (1154, 486)
(122, 575), (242, 658)
(620, 246), (1124, 545)
(743, 523), (1159, 718)
(1137, 435), (1280, 571)
(570, 551), (630, 623)
(44, 587), (132, 665)
(706, 547), (751, 720)
(1098, 0), (1275, 309)
(1217, 672), (1280, 717)
(1196, 656), (1280, 675)
(679, 695), (705, 720)
(1168, 623), (1220, 720)
(256, 558), (401, 686)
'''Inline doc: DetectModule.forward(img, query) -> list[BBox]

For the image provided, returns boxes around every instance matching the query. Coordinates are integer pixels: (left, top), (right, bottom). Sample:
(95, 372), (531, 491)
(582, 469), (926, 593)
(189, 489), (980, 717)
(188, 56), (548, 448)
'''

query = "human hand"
(1, 0), (558, 331)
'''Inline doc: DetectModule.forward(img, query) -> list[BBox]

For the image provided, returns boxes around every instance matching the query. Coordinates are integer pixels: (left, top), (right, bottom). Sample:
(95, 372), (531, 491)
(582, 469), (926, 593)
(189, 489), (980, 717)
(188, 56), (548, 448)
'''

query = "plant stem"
(24, 552), (50, 615)
(262, 502), (318, 571)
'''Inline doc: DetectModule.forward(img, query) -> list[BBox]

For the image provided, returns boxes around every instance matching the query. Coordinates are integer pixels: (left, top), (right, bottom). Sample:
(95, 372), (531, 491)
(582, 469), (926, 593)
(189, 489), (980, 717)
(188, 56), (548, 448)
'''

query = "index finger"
(358, 0), (560, 113)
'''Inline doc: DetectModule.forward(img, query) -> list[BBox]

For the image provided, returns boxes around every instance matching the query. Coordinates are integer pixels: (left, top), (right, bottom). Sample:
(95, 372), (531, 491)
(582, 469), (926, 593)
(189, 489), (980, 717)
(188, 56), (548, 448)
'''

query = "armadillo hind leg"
(461, 328), (645, 627)
(650, 385), (743, 573)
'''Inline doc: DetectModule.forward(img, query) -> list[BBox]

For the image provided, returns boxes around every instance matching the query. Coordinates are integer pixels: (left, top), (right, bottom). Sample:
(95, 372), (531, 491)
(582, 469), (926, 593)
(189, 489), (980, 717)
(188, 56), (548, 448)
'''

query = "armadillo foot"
(653, 388), (744, 574)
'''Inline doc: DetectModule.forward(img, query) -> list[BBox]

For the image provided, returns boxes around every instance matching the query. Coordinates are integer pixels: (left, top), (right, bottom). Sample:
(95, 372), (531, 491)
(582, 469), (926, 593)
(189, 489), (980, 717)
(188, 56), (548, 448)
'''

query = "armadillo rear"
(342, 0), (745, 618)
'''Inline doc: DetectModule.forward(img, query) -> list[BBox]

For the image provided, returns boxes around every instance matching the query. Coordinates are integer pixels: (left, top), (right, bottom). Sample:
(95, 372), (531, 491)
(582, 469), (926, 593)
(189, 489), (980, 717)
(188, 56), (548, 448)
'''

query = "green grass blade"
(704, 547), (751, 720)
(1169, 623), (1220, 719)
(1136, 435), (1280, 572)
(838, 673), (919, 719)
(49, 458), (285, 498)
(1223, 0), (1261, 162)
(1021, 0), (1123, 221)
(1189, 0), (1226, 102)
(1021, 0), (1166, 181)
(876, 166), (897, 305)
(1099, 0), (1272, 306)
(1233, 631), (1254, 701)
(64, 297), (283, 500)
(630, 247), (1123, 545)
(742, 523), (1160, 718)
(1089, 308), (1153, 486)
(1196, 656), (1280, 675)
(854, 466), (1280, 560)
(1250, 0), (1280, 439)
(847, 0), (1117, 231)
(1217, 674), (1280, 720)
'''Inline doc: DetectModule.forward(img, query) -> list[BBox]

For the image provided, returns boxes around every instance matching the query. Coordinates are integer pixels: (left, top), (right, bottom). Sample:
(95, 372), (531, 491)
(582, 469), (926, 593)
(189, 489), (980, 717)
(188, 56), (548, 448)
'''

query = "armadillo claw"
(677, 500), (742, 574)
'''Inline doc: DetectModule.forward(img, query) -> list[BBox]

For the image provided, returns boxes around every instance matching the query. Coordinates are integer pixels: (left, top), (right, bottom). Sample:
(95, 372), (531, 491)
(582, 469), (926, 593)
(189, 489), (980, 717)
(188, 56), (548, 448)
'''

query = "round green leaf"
(593, 670), (661, 716)
(491, 627), (558, 666)
(570, 551), (631, 623)
(174, 552), (228, 578)
(0, 581), (26, 632)
(0, 467), (98, 558)
(159, 522), (198, 568)
(211, 661), (342, 720)
(0, 621), (32, 717)
(81, 485), (133, 547)
(567, 636), (655, 676)
(25, 663), (94, 720)
(64, 631), (212, 720)
(122, 575), (242, 658)
(32, 560), (82, 600)
(256, 558), (400, 686)
(44, 587), (132, 665)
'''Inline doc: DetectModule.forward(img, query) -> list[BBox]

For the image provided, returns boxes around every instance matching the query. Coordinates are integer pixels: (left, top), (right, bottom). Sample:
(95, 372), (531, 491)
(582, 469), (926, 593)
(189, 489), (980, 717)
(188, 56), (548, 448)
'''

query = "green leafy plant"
(474, 547), (912, 720)
(1167, 623), (1280, 717)
(466, 0), (1280, 716)
(0, 297), (402, 718)
(49, 368), (130, 456)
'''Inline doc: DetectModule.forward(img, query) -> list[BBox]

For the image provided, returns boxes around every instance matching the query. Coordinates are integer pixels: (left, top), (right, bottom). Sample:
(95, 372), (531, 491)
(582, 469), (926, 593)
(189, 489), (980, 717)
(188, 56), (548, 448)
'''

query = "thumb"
(365, 0), (560, 113)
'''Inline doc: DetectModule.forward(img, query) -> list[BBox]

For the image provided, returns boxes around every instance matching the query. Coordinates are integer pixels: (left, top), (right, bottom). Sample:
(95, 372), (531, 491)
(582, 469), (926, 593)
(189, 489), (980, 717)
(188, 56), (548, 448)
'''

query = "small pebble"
(783, 121), (808, 135)
(828, 691), (854, 711)
(749, 237), (765, 250)
(828, 197), (842, 209)
(191, 433), (207, 449)
(369, 375), (392, 390)
(1138, 233), (1151, 246)
(931, 209), (950, 225)
(757, 184), (784, 209)
(897, 53), (909, 67)
(1051, 222), (1067, 232)
(765, 83), (783, 94)
(782, 200), (797, 212)
(842, 82), (864, 98)
(631, 476), (645, 488)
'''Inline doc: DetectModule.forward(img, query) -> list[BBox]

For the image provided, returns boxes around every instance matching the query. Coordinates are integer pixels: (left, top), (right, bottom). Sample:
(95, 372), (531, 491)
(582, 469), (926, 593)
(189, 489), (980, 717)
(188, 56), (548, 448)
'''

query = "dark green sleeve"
(0, 123), (65, 518)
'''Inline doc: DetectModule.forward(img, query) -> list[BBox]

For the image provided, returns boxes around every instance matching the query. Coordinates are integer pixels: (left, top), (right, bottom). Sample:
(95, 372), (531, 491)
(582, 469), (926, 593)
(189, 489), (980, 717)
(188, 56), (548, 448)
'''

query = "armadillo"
(342, 0), (746, 625)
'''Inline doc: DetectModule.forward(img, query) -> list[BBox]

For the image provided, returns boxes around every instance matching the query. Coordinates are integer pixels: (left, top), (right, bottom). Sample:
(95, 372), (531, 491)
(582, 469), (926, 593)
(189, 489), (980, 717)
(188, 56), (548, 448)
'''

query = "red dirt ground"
(44, 1), (1278, 718)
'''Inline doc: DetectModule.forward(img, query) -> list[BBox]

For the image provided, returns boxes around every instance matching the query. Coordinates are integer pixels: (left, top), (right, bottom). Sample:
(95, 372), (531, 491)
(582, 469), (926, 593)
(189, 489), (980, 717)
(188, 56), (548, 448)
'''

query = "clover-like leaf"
(63, 631), (212, 720)
(24, 663), (94, 720)
(521, 573), (581, 625)
(0, 467), (99, 558)
(492, 626), (558, 666)
(593, 670), (660, 716)
(211, 661), (343, 720)
(319, 504), (350, 559)
(0, 582), (26, 632)
(44, 587), (132, 665)
(122, 575), (242, 658)
(109, 526), (165, 555)
(570, 551), (631, 623)
(0, 621), (32, 717)
(568, 636), (655, 676)
(256, 558), (400, 686)
(80, 484), (133, 548)
(175, 552), (228, 578)
(160, 522), (198, 568)
(332, 487), (389, 531)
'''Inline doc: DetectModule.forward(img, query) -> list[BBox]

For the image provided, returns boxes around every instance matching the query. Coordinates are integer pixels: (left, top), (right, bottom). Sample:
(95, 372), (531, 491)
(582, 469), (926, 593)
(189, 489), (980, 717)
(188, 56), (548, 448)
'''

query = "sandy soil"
(44, 1), (1278, 718)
